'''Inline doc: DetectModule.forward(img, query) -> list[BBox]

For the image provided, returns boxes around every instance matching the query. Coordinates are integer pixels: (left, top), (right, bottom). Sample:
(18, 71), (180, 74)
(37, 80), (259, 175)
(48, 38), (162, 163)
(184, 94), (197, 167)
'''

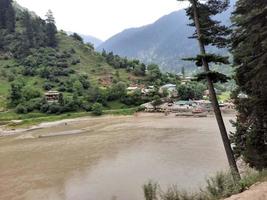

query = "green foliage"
(205, 172), (239, 199)
(8, 80), (24, 106)
(73, 80), (83, 95)
(143, 181), (158, 200)
(101, 50), (165, 82)
(196, 71), (230, 83)
(183, 54), (230, 67)
(0, 1), (169, 115)
(231, 0), (267, 170)
(183, 0), (231, 48)
(147, 64), (162, 84)
(71, 33), (83, 43)
(179, 0), (239, 176)
(143, 170), (267, 200)
(92, 102), (103, 116)
(180, 0), (231, 85)
(0, 0), (15, 32)
(45, 10), (57, 47)
(108, 81), (127, 101)
(177, 82), (205, 100)
(21, 85), (41, 101)
(15, 104), (28, 114)
(151, 95), (162, 108)
(122, 89), (150, 106)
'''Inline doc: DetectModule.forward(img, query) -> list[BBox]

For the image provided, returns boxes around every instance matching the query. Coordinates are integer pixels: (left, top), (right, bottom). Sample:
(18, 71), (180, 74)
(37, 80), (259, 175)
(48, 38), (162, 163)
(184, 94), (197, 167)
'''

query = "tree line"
(0, 0), (57, 59)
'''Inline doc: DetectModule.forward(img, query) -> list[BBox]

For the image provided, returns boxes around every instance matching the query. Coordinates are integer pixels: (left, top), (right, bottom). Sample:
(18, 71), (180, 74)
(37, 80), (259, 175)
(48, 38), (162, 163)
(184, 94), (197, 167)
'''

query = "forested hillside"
(0, 0), (177, 115)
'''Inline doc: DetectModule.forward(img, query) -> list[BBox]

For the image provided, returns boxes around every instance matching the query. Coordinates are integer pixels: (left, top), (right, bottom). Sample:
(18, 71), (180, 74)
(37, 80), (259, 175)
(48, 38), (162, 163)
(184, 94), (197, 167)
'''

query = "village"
(126, 76), (235, 116)
(44, 72), (235, 117)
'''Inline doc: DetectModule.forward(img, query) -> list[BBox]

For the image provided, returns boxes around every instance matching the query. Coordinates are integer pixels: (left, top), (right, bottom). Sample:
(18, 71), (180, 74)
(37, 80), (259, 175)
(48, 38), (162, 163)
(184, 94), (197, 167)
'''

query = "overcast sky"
(16, 0), (188, 41)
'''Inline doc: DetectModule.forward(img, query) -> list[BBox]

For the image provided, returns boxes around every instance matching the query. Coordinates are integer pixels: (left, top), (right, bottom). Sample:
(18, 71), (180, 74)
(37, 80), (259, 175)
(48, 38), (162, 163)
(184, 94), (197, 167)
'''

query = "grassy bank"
(0, 107), (138, 128)
(143, 169), (267, 200)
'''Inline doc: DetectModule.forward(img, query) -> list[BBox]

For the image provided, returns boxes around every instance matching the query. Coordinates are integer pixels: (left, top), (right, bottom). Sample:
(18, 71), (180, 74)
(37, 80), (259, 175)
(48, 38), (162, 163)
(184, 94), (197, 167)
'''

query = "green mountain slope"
(0, 1), (174, 115)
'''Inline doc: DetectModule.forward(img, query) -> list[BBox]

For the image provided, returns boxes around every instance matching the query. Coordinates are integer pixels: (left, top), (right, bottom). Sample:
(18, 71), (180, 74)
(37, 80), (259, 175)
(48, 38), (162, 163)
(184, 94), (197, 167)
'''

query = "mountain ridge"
(97, 1), (235, 73)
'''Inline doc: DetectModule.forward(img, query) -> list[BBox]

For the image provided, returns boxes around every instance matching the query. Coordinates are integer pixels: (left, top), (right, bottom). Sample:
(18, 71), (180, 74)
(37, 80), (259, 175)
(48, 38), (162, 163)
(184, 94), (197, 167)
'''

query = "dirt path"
(224, 182), (267, 200)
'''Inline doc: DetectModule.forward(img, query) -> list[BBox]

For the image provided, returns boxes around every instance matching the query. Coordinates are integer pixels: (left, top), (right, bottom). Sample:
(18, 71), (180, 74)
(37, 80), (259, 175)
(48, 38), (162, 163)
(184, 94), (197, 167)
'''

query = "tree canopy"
(231, 0), (267, 170)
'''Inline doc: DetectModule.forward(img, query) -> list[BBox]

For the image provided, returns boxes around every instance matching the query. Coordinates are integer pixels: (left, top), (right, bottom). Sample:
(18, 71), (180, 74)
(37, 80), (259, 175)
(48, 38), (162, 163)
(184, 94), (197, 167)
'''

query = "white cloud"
(15, 0), (188, 40)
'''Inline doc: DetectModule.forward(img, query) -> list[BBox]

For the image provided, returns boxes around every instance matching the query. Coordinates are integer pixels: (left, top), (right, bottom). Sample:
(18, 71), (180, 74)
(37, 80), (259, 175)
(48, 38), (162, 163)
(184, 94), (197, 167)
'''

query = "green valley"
(0, 1), (180, 121)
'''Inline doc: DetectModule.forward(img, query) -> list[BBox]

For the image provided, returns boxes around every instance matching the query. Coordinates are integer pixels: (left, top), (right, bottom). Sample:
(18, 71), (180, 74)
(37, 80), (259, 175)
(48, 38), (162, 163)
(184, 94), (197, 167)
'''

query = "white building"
(159, 84), (178, 98)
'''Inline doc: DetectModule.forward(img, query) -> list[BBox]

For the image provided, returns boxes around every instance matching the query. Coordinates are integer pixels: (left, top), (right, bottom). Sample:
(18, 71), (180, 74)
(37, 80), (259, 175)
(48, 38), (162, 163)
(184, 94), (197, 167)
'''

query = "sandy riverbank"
(0, 112), (230, 137)
(0, 114), (133, 137)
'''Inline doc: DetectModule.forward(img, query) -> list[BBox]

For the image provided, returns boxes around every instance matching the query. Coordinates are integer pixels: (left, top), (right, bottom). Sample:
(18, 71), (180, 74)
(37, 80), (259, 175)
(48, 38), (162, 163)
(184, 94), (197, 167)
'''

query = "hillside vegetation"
(0, 0), (178, 116)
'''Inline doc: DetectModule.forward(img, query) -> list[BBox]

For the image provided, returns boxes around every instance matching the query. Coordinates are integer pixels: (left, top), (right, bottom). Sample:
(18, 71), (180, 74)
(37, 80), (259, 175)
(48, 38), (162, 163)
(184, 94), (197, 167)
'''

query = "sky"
(15, 0), (188, 41)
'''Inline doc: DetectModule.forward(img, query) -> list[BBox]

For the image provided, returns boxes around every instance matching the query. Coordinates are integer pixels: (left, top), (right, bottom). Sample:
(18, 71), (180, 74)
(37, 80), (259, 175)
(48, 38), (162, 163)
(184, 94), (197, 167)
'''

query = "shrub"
(22, 86), (41, 101)
(81, 102), (92, 112)
(27, 98), (43, 111)
(15, 104), (28, 114)
(47, 103), (62, 114)
(40, 103), (49, 113)
(71, 33), (84, 43)
(143, 170), (267, 200)
(143, 181), (158, 200)
(7, 74), (15, 82)
(92, 103), (103, 116)
(43, 82), (54, 90)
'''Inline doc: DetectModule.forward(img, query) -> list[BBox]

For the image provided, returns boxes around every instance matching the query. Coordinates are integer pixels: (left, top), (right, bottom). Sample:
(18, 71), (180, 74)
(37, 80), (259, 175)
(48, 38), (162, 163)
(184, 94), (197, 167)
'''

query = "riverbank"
(0, 111), (233, 137)
(0, 114), (134, 136)
(0, 108), (138, 136)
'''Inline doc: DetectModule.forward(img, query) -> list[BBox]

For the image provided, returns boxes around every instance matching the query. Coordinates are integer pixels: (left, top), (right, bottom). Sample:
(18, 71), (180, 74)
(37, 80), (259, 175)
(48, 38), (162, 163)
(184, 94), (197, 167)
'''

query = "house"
(175, 100), (196, 107)
(159, 84), (178, 98)
(141, 86), (155, 94)
(45, 91), (60, 103)
(127, 86), (139, 91)
(176, 73), (184, 79)
(237, 92), (248, 99)
(194, 100), (213, 111)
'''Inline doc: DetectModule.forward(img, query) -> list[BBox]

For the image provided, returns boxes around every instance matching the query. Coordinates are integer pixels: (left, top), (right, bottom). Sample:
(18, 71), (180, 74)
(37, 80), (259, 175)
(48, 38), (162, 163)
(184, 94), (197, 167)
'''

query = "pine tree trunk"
(191, 0), (240, 181)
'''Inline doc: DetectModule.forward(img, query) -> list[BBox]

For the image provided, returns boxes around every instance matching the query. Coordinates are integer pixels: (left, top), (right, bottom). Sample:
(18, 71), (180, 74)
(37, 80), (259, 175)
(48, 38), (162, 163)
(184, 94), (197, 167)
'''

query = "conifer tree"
(0, 0), (15, 32)
(177, 0), (240, 180)
(5, 1), (15, 32)
(45, 10), (57, 47)
(231, 0), (267, 170)
(22, 11), (34, 47)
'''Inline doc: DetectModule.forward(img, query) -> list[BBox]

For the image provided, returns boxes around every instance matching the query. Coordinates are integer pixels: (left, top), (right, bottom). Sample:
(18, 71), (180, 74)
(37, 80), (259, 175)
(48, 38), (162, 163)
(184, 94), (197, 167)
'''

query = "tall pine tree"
(0, 0), (15, 32)
(231, 0), (267, 170)
(45, 10), (57, 47)
(177, 0), (240, 180)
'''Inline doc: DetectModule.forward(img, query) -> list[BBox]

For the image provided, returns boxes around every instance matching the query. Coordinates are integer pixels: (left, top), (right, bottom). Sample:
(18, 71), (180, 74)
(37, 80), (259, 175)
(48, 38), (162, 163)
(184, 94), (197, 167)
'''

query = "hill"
(0, 1), (176, 115)
(97, 1), (234, 73)
(67, 31), (103, 47)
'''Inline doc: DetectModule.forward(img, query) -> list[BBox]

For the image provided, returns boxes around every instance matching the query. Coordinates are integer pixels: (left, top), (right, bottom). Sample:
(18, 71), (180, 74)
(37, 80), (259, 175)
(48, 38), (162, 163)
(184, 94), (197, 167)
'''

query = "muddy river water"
(0, 113), (234, 200)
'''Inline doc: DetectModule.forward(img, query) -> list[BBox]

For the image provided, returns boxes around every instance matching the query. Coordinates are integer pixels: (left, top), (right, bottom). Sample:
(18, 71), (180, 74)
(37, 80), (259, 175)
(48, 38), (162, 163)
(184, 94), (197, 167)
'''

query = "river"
(0, 113), (234, 200)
